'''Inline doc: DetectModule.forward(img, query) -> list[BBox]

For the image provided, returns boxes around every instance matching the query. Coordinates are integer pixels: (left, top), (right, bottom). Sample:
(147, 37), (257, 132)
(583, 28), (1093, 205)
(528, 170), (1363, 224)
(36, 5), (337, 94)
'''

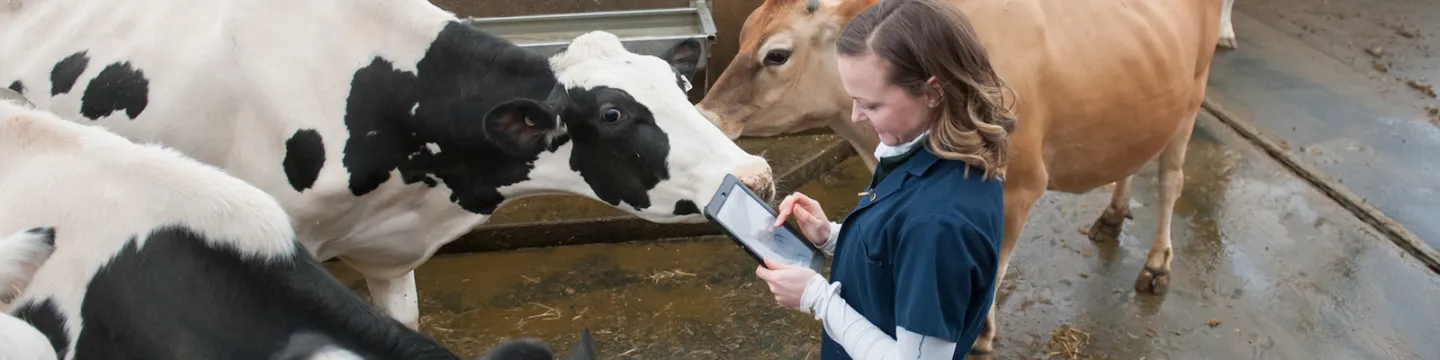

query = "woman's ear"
(925, 76), (943, 108)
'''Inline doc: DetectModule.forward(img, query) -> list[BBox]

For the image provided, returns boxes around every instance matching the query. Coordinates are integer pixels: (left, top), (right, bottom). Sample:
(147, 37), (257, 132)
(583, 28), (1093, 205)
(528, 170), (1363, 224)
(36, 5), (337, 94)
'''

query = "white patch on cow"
(0, 312), (58, 360)
(307, 346), (366, 360)
(424, 142), (440, 154)
(515, 31), (773, 223)
(0, 101), (298, 349)
(409, 102), (419, 116)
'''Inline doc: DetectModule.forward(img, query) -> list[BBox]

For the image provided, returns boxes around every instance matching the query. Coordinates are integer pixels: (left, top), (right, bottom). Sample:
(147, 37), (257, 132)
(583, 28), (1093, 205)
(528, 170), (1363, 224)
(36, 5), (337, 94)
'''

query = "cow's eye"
(603, 108), (623, 123)
(764, 49), (791, 66)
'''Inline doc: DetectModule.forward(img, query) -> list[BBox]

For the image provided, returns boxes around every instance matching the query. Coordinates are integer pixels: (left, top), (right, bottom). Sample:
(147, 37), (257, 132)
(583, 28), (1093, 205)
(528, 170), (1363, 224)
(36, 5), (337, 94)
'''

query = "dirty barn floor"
(326, 110), (1440, 359)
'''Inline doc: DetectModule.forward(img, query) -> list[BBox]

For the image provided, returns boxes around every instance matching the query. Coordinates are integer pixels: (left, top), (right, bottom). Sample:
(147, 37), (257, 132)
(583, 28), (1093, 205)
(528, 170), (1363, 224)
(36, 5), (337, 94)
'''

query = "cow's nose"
(734, 156), (775, 202)
(696, 105), (743, 140)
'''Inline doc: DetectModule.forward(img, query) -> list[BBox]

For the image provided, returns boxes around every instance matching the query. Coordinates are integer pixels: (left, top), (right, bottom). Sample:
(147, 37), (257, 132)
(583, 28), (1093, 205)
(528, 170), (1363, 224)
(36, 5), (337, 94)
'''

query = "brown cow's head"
(696, 0), (879, 139)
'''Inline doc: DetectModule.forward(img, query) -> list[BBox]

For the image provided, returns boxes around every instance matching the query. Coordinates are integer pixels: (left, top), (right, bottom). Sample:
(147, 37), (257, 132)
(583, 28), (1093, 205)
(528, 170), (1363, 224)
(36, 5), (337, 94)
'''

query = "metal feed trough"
(465, 0), (717, 88)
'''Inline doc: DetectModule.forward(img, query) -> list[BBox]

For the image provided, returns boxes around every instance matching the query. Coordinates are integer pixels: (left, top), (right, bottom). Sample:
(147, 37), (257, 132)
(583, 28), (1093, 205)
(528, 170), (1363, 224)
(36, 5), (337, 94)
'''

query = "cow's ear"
(482, 98), (560, 157)
(664, 39), (702, 86)
(568, 328), (597, 360)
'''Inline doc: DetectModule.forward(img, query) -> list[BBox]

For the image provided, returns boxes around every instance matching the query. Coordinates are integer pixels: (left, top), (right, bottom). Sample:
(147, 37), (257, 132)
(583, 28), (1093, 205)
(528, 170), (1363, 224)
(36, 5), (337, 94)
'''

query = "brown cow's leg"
(1087, 176), (1133, 242)
(1135, 117), (1195, 295)
(970, 150), (1047, 354)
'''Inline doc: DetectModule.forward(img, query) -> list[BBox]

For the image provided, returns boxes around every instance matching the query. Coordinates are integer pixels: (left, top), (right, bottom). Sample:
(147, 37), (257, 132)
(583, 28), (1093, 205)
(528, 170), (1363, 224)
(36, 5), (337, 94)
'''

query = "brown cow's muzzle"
(696, 105), (745, 140)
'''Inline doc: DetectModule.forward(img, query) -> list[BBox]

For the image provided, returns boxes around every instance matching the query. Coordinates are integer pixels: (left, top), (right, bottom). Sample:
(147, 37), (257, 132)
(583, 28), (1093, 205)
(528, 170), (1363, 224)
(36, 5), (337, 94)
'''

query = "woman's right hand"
(774, 192), (831, 246)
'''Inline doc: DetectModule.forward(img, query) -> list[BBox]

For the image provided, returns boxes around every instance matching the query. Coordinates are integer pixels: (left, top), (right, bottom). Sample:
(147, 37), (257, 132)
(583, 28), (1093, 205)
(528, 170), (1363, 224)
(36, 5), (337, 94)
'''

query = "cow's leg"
(1135, 116), (1195, 295)
(1087, 176), (1133, 243)
(1217, 0), (1237, 49)
(365, 271), (421, 329)
(970, 147), (1047, 354)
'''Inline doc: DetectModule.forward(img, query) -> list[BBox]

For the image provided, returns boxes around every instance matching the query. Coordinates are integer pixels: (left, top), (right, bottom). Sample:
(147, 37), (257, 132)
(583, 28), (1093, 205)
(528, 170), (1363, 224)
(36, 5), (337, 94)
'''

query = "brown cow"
(698, 0), (1225, 354)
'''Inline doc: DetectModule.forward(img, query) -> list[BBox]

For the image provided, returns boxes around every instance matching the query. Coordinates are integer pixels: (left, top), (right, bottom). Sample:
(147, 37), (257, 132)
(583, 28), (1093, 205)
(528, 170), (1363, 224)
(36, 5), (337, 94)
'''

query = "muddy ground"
(326, 111), (1440, 359)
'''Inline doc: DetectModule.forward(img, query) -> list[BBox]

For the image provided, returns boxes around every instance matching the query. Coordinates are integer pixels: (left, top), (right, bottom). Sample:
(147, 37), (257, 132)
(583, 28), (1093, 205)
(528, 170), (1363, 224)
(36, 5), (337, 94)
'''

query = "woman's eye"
(603, 108), (623, 123)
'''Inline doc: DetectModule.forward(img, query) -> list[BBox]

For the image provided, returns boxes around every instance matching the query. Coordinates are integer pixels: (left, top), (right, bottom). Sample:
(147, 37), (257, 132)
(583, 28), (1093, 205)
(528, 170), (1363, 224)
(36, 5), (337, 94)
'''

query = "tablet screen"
(713, 183), (815, 268)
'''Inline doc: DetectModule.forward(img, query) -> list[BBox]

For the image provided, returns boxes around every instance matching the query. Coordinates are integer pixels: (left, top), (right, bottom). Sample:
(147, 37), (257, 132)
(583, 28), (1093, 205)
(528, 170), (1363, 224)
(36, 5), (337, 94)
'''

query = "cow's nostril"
(740, 174), (776, 203)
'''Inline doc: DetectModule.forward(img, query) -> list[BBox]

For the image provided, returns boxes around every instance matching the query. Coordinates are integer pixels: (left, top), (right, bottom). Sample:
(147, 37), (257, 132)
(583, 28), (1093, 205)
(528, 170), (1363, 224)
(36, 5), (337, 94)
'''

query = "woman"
(753, 0), (1016, 359)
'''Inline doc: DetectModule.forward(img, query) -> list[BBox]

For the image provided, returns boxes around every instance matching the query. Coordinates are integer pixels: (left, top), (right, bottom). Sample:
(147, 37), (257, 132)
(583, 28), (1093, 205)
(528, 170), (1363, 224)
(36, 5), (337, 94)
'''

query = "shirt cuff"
(819, 221), (841, 256)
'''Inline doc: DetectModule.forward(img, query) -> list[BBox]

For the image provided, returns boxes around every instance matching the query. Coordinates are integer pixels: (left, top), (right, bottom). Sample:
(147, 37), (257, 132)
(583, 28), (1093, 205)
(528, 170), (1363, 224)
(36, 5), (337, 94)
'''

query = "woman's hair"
(836, 0), (1017, 180)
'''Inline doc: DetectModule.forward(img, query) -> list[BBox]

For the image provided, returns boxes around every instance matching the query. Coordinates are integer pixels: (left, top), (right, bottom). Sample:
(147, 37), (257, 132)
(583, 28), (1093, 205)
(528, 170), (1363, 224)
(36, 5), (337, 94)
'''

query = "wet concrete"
(327, 111), (1440, 359)
(1208, 0), (1440, 250)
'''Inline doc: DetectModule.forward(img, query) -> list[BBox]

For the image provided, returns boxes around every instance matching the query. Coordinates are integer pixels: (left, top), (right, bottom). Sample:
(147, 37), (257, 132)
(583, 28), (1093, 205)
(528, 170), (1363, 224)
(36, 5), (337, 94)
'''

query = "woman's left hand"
(755, 258), (819, 310)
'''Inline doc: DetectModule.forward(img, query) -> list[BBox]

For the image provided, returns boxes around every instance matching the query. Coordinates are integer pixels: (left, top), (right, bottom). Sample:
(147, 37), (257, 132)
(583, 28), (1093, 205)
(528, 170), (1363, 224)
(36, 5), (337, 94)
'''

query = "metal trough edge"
(435, 136), (858, 254)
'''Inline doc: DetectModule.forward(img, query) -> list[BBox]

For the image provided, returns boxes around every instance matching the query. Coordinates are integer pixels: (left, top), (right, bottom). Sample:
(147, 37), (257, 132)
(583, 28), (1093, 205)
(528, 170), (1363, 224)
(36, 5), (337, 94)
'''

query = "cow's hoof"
(1086, 209), (1128, 243)
(1217, 37), (1238, 50)
(1134, 266), (1170, 295)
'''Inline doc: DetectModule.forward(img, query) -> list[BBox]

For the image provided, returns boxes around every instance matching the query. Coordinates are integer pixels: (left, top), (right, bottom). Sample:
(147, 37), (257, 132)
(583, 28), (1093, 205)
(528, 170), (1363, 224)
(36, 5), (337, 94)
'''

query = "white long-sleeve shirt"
(797, 222), (960, 360)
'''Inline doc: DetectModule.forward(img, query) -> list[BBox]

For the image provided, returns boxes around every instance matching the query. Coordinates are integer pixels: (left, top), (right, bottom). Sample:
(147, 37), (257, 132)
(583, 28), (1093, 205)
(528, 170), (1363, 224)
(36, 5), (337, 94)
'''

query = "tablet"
(703, 174), (826, 272)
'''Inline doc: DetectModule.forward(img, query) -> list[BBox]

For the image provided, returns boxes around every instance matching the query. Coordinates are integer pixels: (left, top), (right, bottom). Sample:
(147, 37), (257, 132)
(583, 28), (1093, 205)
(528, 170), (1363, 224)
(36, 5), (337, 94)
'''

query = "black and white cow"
(0, 0), (774, 329)
(0, 97), (596, 359)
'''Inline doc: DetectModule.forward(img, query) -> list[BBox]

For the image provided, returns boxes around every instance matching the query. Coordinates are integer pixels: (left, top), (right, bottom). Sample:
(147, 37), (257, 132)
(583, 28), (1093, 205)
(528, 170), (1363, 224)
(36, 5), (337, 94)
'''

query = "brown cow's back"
(957, 0), (1223, 193)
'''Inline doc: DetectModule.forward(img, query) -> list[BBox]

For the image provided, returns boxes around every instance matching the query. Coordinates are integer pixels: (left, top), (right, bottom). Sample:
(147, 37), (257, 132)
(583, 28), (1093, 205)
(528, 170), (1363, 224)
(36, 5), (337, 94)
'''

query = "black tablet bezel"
(703, 174), (825, 272)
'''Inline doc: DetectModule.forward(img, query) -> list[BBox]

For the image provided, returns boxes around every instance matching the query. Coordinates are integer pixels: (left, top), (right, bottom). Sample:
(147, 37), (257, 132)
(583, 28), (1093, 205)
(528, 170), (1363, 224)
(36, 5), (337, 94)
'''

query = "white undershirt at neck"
(874, 130), (930, 159)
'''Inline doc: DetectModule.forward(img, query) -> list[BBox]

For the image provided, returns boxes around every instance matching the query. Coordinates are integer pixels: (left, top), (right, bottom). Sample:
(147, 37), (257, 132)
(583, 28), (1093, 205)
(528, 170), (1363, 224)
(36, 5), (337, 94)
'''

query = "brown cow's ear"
(482, 98), (560, 157)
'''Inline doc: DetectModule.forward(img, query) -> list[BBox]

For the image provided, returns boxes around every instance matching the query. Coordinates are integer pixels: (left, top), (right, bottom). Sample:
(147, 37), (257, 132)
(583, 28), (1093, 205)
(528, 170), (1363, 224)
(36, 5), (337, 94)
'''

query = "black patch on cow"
(62, 225), (456, 359)
(673, 199), (699, 216)
(341, 21), (565, 214)
(80, 62), (150, 120)
(8, 80), (23, 94)
(563, 86), (670, 211)
(283, 129), (326, 192)
(478, 339), (553, 360)
(50, 51), (89, 96)
(12, 299), (70, 358)
(339, 21), (678, 215)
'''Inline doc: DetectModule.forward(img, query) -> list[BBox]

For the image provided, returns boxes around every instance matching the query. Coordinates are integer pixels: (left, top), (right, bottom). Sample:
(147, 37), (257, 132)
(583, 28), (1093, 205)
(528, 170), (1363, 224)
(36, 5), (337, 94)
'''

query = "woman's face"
(837, 53), (936, 146)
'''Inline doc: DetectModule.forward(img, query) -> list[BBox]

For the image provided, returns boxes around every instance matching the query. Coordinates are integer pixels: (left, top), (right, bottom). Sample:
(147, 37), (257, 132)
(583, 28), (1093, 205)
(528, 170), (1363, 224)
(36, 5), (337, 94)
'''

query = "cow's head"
(477, 31), (773, 222)
(696, 0), (879, 139)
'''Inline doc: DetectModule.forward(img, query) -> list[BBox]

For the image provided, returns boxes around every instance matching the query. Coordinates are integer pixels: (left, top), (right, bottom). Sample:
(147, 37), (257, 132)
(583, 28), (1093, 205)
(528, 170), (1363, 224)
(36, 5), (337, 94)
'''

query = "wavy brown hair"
(836, 0), (1017, 180)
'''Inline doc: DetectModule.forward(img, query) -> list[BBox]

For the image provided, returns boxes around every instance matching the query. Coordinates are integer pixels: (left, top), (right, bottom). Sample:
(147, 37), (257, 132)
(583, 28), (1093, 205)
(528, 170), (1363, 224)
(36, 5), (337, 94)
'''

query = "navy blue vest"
(818, 147), (1005, 360)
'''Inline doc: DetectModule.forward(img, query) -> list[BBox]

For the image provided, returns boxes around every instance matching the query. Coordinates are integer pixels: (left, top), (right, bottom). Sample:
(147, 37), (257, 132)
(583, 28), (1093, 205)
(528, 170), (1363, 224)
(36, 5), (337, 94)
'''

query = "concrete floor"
(1208, 0), (1440, 249)
(326, 111), (1440, 359)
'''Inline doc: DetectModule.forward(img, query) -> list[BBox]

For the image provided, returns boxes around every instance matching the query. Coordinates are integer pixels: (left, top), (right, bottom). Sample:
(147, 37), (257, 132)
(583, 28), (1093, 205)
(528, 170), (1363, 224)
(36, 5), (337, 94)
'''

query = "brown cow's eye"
(764, 49), (791, 66)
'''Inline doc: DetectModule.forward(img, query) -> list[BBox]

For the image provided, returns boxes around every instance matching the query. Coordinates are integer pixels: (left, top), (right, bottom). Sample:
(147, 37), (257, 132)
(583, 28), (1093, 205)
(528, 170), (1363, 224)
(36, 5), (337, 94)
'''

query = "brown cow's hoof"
(1217, 37), (1238, 50)
(1134, 266), (1171, 295)
(1086, 208), (1129, 243)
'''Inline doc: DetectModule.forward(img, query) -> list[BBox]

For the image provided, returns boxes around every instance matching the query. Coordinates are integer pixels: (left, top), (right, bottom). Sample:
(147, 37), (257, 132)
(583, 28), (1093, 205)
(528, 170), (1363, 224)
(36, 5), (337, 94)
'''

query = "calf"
(1, 0), (774, 328)
(0, 97), (583, 359)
